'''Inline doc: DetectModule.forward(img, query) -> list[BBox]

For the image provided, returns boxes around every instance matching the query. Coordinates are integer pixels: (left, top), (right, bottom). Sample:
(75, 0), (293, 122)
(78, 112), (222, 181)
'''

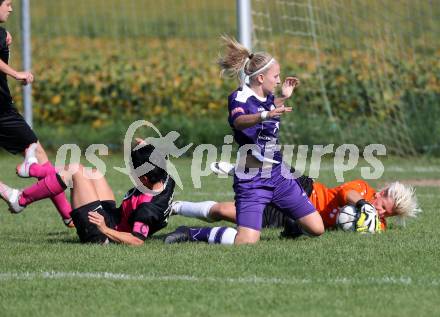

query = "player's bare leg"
(234, 226), (260, 245)
(89, 168), (115, 203)
(59, 164), (104, 209)
(33, 142), (49, 164)
(209, 202), (236, 222)
(296, 211), (324, 236)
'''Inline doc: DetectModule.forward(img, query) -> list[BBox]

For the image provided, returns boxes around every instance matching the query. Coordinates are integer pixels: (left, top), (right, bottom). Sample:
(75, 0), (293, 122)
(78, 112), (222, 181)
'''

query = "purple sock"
(188, 227), (212, 242)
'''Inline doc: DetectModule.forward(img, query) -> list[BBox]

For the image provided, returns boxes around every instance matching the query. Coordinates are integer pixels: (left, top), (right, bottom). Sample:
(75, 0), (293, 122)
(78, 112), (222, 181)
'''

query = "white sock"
(208, 227), (237, 245)
(175, 201), (217, 222)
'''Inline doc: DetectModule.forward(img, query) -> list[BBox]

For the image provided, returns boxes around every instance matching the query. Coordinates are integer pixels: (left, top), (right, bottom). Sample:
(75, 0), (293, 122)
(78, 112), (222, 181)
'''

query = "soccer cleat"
(279, 217), (303, 239)
(0, 182), (25, 213)
(164, 226), (191, 244)
(209, 161), (235, 176)
(63, 217), (75, 228)
(16, 143), (38, 178)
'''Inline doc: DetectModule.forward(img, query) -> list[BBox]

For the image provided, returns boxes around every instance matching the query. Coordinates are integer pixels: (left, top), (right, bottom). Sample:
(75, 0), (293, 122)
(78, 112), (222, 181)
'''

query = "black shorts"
(0, 107), (38, 154)
(262, 204), (287, 228)
(262, 174), (315, 228)
(70, 200), (118, 244)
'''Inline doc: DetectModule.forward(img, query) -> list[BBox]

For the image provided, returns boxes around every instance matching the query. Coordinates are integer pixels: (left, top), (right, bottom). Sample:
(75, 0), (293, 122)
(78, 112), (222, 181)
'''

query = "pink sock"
(19, 173), (66, 207)
(29, 161), (57, 178)
(30, 161), (72, 220)
(50, 193), (72, 220)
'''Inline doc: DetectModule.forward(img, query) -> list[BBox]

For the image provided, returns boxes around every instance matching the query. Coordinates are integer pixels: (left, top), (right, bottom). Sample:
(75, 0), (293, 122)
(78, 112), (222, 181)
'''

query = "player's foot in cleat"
(210, 161), (235, 176)
(164, 226), (191, 244)
(279, 217), (303, 239)
(0, 182), (25, 213)
(63, 217), (75, 228)
(16, 143), (38, 178)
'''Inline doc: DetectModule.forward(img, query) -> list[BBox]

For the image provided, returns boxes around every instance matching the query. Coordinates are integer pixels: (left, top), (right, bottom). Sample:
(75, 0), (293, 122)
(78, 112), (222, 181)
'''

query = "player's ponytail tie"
(242, 53), (254, 85)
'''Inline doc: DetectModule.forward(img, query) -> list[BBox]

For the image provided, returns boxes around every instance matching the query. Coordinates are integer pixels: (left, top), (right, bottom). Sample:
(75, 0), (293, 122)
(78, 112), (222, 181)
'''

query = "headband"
(247, 58), (275, 78)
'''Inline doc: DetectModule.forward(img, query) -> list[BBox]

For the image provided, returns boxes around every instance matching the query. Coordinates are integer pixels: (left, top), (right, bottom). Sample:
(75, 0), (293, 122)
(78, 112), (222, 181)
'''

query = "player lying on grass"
(165, 36), (324, 245)
(167, 163), (420, 240)
(0, 143), (174, 245)
(0, 0), (72, 228)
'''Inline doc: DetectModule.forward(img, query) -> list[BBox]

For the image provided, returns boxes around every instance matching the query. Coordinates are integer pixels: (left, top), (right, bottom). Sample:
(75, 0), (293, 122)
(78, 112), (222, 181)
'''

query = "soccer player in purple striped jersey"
(0, 0), (73, 227)
(165, 36), (324, 245)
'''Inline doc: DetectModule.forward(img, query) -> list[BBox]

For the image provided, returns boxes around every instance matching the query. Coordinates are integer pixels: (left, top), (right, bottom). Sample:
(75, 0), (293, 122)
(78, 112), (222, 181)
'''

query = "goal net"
(252, 0), (439, 155)
(5, 1), (439, 154)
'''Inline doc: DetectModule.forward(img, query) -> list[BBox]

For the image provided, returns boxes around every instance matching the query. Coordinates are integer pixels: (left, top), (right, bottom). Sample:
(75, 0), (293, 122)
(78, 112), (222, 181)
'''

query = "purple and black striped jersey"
(228, 85), (282, 163)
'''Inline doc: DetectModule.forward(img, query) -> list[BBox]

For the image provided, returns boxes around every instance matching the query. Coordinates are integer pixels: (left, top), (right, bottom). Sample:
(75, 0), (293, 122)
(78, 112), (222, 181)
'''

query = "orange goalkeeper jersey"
(309, 180), (387, 230)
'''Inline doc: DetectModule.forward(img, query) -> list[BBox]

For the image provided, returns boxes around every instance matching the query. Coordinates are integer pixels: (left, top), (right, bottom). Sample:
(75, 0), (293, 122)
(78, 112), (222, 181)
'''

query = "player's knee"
(73, 163), (84, 171)
(298, 212), (325, 237)
(308, 222), (325, 236)
(235, 229), (260, 244)
(66, 163), (84, 177)
(85, 168), (103, 180)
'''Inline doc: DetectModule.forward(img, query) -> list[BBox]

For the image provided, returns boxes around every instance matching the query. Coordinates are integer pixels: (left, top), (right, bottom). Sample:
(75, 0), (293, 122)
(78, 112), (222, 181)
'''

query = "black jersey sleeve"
(0, 27), (7, 51)
(129, 178), (175, 240)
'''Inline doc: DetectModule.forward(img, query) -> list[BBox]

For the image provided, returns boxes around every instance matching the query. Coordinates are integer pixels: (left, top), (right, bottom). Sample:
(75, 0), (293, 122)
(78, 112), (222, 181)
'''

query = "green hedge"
(10, 38), (439, 154)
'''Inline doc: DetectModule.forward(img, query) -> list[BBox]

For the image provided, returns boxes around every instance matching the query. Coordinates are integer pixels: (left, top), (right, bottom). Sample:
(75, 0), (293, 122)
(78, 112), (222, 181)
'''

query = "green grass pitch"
(0, 153), (439, 317)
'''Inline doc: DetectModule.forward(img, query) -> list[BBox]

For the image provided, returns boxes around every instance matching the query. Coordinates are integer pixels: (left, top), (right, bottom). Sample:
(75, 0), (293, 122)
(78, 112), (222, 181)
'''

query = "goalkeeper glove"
(355, 199), (381, 233)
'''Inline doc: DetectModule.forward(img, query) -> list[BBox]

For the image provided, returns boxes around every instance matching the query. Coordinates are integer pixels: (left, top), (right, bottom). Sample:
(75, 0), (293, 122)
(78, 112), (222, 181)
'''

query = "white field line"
(0, 272), (439, 287)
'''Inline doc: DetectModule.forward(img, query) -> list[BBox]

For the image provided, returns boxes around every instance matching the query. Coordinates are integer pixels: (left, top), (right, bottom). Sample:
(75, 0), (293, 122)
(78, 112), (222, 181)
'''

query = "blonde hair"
(382, 182), (421, 223)
(217, 35), (273, 81)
